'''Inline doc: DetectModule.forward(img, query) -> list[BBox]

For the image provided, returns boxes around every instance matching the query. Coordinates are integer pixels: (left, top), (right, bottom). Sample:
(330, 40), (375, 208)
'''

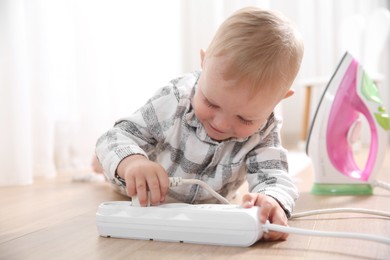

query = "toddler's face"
(192, 55), (285, 141)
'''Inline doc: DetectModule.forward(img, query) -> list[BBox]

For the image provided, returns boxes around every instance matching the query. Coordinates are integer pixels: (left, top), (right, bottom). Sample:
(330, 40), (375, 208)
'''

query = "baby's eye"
(204, 98), (218, 109)
(238, 116), (253, 125)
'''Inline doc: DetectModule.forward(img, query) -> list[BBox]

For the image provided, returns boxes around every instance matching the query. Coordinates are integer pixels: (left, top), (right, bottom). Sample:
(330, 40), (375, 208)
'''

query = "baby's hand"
(241, 193), (288, 241)
(117, 155), (169, 206)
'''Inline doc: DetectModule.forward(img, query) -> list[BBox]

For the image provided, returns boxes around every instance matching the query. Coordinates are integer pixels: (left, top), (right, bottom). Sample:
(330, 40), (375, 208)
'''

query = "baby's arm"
(96, 118), (170, 205)
(243, 114), (298, 241)
(96, 85), (179, 201)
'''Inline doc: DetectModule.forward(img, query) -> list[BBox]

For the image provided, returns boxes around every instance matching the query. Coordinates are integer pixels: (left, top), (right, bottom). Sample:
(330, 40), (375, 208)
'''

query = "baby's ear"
(283, 89), (295, 99)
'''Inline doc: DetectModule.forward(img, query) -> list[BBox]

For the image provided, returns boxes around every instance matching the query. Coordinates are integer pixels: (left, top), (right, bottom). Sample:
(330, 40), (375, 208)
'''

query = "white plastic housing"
(96, 201), (263, 247)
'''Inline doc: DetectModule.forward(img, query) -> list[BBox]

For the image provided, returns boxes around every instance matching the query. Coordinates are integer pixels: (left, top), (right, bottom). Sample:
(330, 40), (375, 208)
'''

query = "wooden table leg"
(301, 85), (312, 141)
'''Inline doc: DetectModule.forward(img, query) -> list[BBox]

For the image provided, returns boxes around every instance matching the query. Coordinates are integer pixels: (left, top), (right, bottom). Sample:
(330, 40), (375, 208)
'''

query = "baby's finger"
(258, 199), (273, 223)
(263, 229), (288, 241)
(268, 209), (289, 240)
(241, 193), (257, 208)
(156, 172), (169, 202)
(146, 175), (162, 205)
(125, 175), (136, 197)
(135, 176), (149, 206)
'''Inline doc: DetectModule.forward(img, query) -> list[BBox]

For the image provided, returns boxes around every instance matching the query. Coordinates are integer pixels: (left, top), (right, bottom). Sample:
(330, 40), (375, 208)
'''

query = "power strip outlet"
(96, 201), (263, 247)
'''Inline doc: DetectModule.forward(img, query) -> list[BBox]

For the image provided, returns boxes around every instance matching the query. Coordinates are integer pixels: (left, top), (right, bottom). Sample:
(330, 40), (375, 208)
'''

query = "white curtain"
(1, 0), (388, 185)
(0, 0), (183, 185)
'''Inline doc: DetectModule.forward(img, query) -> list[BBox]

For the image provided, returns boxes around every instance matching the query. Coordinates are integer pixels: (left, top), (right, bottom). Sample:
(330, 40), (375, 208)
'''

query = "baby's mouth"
(209, 123), (225, 134)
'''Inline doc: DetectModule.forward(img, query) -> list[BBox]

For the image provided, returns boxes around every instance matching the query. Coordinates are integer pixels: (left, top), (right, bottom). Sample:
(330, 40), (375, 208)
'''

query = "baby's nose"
(213, 113), (231, 131)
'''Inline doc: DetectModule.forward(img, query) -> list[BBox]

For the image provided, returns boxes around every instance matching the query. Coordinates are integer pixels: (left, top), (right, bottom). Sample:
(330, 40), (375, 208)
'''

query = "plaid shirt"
(96, 71), (298, 216)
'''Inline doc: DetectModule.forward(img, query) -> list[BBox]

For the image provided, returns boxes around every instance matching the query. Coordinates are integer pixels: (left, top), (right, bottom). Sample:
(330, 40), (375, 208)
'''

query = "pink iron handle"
(326, 60), (377, 181)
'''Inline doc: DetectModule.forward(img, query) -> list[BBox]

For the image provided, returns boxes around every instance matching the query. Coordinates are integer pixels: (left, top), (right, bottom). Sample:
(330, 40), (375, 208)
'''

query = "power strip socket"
(96, 201), (263, 247)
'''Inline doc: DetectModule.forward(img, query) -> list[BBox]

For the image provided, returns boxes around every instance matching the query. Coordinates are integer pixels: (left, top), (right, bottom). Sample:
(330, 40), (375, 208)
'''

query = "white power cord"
(263, 221), (390, 245)
(372, 179), (390, 191)
(291, 207), (390, 218)
(169, 177), (230, 204)
(131, 176), (230, 206)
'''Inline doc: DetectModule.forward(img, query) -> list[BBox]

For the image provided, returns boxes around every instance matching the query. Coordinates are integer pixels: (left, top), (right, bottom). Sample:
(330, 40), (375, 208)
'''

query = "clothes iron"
(306, 52), (390, 195)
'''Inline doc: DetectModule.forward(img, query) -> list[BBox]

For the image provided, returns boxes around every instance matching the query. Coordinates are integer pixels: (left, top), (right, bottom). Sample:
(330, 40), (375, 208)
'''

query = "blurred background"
(1, 0), (389, 185)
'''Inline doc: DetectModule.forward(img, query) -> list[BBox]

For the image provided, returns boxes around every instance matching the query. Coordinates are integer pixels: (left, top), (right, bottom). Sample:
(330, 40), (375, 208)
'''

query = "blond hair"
(205, 7), (304, 94)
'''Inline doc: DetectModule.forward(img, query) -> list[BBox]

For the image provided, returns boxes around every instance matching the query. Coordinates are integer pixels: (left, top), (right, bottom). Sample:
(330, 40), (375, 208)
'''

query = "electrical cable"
(291, 207), (390, 219)
(169, 177), (230, 204)
(263, 221), (390, 245)
(372, 179), (390, 191)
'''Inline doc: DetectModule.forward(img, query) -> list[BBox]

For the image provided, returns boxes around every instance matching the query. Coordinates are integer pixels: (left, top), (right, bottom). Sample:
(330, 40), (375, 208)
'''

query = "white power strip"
(96, 201), (263, 247)
(96, 177), (390, 247)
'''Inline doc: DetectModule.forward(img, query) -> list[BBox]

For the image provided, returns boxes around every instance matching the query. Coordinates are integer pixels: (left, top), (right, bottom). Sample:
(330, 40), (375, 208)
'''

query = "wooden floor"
(1, 148), (390, 260)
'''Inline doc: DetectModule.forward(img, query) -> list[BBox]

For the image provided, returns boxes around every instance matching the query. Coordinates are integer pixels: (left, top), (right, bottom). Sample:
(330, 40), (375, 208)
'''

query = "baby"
(96, 7), (304, 241)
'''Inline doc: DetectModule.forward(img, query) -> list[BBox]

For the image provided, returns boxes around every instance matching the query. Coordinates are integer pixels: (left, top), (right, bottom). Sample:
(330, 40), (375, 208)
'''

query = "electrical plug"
(131, 177), (229, 207)
(131, 192), (151, 207)
(131, 177), (182, 207)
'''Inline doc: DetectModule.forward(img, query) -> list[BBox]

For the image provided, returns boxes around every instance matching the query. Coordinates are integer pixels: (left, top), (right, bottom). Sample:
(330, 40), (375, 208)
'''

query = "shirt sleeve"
(95, 84), (180, 186)
(245, 113), (299, 218)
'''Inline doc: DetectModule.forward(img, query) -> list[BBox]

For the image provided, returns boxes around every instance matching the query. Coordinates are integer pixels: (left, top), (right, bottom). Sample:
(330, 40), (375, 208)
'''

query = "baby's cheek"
(234, 125), (259, 139)
(194, 105), (212, 123)
(193, 107), (205, 123)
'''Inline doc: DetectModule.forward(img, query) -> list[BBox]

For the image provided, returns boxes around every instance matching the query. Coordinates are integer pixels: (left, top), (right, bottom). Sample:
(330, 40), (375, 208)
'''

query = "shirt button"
(202, 175), (209, 182)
